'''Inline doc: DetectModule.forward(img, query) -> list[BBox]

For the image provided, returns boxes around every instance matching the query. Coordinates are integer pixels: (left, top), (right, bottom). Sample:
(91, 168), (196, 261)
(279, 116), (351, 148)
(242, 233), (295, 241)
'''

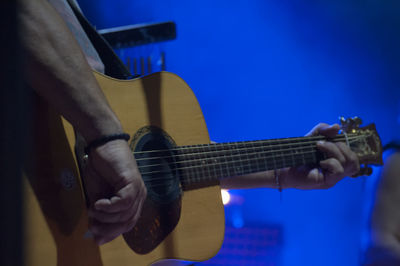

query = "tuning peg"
(339, 116), (363, 133)
(351, 166), (373, 177)
(350, 116), (362, 127)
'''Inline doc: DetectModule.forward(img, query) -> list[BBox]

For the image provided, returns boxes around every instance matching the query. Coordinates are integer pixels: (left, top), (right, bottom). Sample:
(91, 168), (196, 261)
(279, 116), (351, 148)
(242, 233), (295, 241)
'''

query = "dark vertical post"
(0, 1), (26, 266)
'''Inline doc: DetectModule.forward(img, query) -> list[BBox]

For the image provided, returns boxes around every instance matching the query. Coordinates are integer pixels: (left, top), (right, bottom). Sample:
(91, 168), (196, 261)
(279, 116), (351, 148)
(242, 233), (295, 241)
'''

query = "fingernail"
(317, 141), (325, 145)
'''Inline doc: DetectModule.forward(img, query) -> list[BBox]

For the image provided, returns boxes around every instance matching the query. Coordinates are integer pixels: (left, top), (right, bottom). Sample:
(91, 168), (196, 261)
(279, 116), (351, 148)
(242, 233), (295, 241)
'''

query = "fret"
(227, 143), (235, 177)
(215, 144), (223, 179)
(279, 140), (287, 169)
(228, 142), (238, 176)
(189, 146), (199, 184)
(212, 144), (221, 180)
(186, 147), (195, 185)
(277, 141), (285, 169)
(233, 142), (244, 175)
(217, 145), (225, 178)
(300, 143), (307, 165)
(192, 146), (204, 182)
(237, 142), (247, 175)
(311, 143), (318, 164)
(240, 142), (250, 175)
(194, 146), (204, 182)
(268, 140), (278, 171)
(300, 140), (317, 166)
(209, 144), (218, 180)
(204, 143), (213, 181)
(291, 140), (299, 167)
(258, 141), (268, 171)
(289, 140), (297, 167)
(202, 146), (210, 180)
(244, 141), (254, 175)
(182, 147), (191, 185)
(250, 141), (260, 172)
(220, 143), (232, 177)
(283, 139), (299, 168)
(178, 147), (191, 187)
(230, 142), (238, 177)
(234, 142), (244, 175)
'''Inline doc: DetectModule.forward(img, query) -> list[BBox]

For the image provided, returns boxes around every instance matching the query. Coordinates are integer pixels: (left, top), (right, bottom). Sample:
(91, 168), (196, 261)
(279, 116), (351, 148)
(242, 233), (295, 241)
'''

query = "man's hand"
(83, 140), (147, 245)
(280, 123), (360, 189)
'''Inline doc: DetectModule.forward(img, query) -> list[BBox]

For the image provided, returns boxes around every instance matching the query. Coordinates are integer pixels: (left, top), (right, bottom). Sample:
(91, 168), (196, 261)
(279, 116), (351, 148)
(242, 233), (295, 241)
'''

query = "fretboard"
(176, 135), (347, 189)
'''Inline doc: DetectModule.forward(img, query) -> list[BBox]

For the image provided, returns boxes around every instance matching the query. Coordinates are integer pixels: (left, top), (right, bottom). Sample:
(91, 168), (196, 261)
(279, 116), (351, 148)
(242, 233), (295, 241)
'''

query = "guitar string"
(134, 135), (364, 171)
(140, 149), (320, 189)
(137, 136), (363, 179)
(138, 134), (369, 187)
(141, 148), (318, 177)
(138, 142), (331, 173)
(138, 139), (359, 185)
(132, 133), (364, 154)
(133, 135), (365, 165)
(132, 133), (368, 155)
(140, 137), (369, 189)
(142, 144), (377, 189)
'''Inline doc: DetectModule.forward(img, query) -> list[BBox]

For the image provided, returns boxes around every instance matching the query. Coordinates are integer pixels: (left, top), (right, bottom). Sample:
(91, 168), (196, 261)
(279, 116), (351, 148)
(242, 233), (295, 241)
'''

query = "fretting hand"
(280, 123), (360, 189)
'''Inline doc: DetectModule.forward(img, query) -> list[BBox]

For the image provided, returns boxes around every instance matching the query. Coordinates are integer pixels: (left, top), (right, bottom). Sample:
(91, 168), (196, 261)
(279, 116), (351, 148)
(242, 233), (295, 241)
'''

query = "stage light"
(221, 189), (231, 205)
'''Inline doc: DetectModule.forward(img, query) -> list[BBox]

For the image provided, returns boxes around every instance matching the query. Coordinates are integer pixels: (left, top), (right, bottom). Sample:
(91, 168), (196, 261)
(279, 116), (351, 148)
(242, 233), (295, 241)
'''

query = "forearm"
(18, 0), (122, 141)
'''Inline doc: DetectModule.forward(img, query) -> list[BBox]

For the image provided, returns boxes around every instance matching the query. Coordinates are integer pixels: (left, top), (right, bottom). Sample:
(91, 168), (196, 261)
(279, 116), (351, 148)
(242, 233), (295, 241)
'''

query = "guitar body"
(24, 71), (225, 266)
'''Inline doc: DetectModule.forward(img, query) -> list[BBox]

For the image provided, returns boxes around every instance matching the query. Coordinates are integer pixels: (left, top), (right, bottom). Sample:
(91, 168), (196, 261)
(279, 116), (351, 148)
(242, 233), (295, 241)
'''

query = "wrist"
(78, 110), (124, 143)
(84, 133), (130, 155)
(276, 168), (289, 189)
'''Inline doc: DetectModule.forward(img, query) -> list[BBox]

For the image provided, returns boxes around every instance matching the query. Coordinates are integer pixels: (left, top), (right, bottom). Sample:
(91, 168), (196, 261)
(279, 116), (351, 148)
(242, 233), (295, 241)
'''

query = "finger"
(335, 142), (360, 175)
(317, 141), (346, 165)
(320, 158), (345, 184)
(89, 183), (146, 224)
(94, 182), (139, 213)
(318, 124), (340, 138)
(306, 123), (340, 137)
(89, 207), (134, 224)
(287, 166), (324, 189)
(300, 168), (326, 190)
(307, 168), (324, 184)
(90, 202), (142, 245)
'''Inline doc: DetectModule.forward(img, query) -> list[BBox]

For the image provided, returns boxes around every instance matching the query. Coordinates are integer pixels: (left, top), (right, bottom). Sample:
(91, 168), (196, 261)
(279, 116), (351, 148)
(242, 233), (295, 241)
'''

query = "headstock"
(340, 116), (383, 176)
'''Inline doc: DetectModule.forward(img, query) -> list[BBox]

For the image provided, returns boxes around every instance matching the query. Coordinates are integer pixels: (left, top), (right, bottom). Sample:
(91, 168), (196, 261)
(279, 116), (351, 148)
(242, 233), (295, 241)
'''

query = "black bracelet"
(84, 133), (130, 155)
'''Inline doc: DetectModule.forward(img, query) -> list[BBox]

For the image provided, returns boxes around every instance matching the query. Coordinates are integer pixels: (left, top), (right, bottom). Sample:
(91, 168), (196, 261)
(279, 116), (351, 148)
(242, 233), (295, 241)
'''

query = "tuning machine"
(339, 116), (363, 133)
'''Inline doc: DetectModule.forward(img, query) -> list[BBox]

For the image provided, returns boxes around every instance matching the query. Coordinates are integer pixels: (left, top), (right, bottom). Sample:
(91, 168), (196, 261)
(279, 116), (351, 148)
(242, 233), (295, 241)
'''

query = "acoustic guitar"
(24, 71), (383, 266)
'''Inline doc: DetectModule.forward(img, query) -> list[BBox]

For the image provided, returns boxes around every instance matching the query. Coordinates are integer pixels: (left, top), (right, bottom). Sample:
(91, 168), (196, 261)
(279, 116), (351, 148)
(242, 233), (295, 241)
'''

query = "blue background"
(78, 1), (400, 265)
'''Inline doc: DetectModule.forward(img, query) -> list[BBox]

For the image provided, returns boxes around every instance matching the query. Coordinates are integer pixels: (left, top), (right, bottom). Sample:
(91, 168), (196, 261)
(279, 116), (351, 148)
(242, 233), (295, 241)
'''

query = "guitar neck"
(177, 134), (350, 189)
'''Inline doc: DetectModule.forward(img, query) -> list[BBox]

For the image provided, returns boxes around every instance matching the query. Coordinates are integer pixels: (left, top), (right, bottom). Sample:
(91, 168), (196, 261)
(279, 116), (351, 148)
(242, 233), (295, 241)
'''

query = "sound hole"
(132, 126), (181, 203)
